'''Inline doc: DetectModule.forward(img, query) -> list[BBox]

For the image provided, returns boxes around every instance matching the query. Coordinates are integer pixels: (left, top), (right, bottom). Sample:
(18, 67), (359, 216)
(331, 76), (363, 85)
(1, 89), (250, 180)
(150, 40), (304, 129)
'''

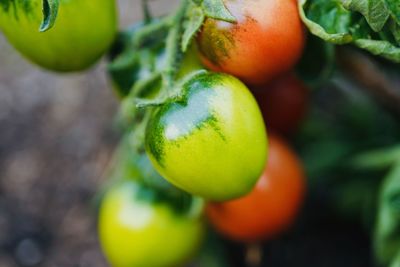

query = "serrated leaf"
(385, 0), (400, 25)
(182, 6), (205, 52)
(40, 0), (59, 32)
(342, 0), (390, 32)
(202, 0), (236, 23)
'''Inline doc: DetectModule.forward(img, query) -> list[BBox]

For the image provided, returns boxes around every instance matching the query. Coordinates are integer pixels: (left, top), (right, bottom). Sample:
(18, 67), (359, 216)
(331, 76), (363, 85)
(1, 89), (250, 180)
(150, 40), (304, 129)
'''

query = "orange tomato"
(252, 73), (308, 135)
(197, 0), (305, 85)
(206, 134), (305, 242)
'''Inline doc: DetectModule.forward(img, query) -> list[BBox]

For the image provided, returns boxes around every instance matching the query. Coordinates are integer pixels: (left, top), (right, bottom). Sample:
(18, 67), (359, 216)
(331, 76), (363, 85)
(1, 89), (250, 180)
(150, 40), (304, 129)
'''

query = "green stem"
(131, 110), (153, 152)
(162, 0), (188, 95)
(117, 72), (162, 127)
(141, 0), (152, 24)
(131, 16), (172, 48)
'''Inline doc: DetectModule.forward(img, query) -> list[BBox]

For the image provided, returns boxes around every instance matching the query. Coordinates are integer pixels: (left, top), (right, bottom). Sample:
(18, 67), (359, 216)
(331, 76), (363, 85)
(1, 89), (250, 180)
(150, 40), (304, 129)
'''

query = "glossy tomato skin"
(252, 73), (308, 135)
(145, 72), (268, 201)
(197, 0), (305, 85)
(206, 135), (305, 242)
(0, 0), (117, 71)
(99, 180), (205, 267)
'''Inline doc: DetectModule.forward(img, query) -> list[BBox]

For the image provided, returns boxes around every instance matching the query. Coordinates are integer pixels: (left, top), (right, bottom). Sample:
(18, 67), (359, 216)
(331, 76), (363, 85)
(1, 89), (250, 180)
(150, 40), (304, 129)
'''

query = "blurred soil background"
(0, 1), (177, 266)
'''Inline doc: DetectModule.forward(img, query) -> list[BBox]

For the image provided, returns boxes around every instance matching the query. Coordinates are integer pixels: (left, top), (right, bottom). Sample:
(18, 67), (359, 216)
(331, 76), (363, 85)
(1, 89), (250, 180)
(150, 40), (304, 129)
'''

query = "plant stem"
(131, 16), (172, 48)
(141, 0), (152, 24)
(162, 0), (189, 95)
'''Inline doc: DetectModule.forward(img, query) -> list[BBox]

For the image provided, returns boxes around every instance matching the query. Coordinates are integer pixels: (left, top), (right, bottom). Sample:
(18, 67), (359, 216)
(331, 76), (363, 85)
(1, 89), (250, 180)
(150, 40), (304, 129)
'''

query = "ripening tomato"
(0, 0), (117, 71)
(252, 73), (308, 135)
(145, 71), (268, 201)
(197, 0), (305, 85)
(99, 180), (205, 267)
(206, 134), (305, 242)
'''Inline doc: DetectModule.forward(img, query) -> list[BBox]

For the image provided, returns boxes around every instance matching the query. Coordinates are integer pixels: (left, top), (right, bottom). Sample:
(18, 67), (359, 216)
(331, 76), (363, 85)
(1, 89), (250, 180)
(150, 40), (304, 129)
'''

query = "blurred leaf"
(390, 249), (400, 267)
(385, 0), (400, 24)
(374, 163), (400, 265)
(352, 145), (400, 170)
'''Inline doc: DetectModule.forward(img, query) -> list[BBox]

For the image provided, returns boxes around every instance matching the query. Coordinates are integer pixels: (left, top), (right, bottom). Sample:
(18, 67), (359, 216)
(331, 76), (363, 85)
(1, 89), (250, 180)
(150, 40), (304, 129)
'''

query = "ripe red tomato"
(197, 0), (305, 85)
(206, 134), (305, 242)
(252, 73), (308, 135)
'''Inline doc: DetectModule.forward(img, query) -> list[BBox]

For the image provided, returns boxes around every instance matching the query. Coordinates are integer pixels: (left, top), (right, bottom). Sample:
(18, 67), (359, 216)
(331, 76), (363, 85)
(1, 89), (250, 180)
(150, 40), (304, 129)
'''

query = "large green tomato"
(99, 180), (205, 267)
(145, 72), (268, 201)
(0, 0), (117, 71)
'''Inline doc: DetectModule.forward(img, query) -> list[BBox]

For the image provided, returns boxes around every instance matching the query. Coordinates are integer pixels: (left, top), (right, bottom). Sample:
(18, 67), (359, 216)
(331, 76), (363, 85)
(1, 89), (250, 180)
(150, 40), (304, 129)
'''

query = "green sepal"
(40, 0), (59, 32)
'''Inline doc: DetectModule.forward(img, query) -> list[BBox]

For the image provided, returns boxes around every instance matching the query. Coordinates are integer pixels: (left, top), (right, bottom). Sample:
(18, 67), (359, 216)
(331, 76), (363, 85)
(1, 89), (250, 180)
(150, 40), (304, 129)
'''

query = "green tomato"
(99, 180), (205, 267)
(0, 0), (117, 71)
(145, 72), (268, 201)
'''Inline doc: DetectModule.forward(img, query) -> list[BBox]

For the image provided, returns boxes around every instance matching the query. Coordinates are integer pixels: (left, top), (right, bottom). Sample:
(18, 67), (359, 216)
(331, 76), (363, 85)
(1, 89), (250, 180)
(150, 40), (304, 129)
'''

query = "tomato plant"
(99, 180), (205, 267)
(197, 0), (305, 85)
(0, 0), (117, 71)
(145, 71), (268, 201)
(252, 73), (309, 135)
(206, 134), (305, 242)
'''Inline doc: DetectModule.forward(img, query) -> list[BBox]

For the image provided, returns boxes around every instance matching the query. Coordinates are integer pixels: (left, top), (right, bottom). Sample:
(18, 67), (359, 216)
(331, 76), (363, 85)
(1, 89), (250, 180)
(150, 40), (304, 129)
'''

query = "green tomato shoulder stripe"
(145, 73), (227, 166)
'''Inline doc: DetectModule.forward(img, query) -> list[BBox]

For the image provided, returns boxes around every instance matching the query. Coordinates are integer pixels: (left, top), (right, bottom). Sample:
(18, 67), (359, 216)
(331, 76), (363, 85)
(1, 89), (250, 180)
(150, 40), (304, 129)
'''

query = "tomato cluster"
(0, 0), (309, 265)
(140, 0), (308, 244)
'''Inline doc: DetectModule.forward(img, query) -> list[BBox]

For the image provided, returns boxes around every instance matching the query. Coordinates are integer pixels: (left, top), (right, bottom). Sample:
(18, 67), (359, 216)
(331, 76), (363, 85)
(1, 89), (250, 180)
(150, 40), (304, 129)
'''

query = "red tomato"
(197, 0), (305, 85)
(252, 73), (308, 135)
(206, 135), (305, 242)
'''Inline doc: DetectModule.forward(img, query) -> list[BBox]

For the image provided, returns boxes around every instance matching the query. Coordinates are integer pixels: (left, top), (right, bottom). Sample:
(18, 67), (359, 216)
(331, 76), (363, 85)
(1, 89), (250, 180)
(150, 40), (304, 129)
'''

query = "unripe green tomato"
(0, 0), (117, 71)
(145, 72), (268, 201)
(99, 180), (205, 267)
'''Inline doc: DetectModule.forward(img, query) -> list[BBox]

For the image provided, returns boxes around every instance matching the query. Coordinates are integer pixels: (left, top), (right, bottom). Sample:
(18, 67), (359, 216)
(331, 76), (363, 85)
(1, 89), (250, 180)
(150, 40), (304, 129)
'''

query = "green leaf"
(354, 38), (400, 62)
(40, 0), (59, 32)
(182, 6), (205, 52)
(390, 20), (400, 45)
(342, 0), (390, 32)
(385, 0), (400, 24)
(352, 145), (400, 170)
(202, 0), (236, 23)
(299, 0), (353, 44)
(299, 0), (400, 62)
(374, 163), (400, 265)
(390, 249), (400, 267)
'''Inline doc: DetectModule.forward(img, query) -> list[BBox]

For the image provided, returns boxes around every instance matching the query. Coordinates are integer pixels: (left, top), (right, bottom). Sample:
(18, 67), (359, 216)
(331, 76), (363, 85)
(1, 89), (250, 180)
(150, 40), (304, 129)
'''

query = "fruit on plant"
(206, 134), (305, 241)
(0, 0), (117, 71)
(197, 0), (305, 85)
(99, 180), (205, 267)
(252, 73), (308, 135)
(145, 71), (268, 201)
